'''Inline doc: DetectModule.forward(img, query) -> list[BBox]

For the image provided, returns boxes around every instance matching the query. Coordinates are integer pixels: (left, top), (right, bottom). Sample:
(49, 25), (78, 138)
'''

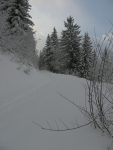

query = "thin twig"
(32, 120), (93, 132)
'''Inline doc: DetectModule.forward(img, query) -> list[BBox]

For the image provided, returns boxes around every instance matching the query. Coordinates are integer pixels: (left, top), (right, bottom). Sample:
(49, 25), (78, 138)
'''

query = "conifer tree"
(59, 16), (81, 74)
(6, 0), (34, 33)
(0, 0), (38, 67)
(51, 28), (58, 50)
(44, 34), (53, 71)
(38, 48), (47, 70)
(39, 34), (54, 71)
(39, 28), (59, 72)
(0, 0), (7, 11)
(81, 33), (93, 78)
(50, 27), (59, 72)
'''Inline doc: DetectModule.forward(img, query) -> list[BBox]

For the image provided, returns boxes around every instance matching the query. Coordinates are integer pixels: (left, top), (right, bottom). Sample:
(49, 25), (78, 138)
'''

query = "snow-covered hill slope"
(0, 54), (111, 150)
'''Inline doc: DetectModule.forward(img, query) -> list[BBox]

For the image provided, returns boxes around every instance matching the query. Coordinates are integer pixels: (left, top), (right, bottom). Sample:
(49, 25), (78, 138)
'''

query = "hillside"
(0, 54), (111, 150)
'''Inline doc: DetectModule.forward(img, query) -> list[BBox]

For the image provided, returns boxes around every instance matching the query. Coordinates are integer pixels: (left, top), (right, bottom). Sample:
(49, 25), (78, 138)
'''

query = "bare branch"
(32, 120), (93, 132)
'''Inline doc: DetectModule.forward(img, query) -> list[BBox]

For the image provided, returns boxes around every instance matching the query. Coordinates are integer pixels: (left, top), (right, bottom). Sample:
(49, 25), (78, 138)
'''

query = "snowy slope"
(0, 54), (112, 150)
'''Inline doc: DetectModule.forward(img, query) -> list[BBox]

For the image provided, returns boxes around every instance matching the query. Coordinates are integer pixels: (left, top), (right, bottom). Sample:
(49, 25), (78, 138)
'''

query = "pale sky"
(29, 0), (113, 49)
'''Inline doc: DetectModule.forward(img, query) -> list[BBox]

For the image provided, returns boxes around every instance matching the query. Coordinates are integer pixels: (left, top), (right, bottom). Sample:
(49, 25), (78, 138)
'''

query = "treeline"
(0, 0), (38, 67)
(39, 16), (96, 78)
(1, 0), (112, 79)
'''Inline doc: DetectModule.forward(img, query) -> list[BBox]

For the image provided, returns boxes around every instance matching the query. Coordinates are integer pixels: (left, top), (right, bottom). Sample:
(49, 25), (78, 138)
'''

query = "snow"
(0, 53), (112, 150)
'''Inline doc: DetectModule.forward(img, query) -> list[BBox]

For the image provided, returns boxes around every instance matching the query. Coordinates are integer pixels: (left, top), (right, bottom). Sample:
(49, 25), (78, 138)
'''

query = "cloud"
(30, 0), (113, 38)
(31, 0), (68, 7)
(29, 0), (72, 35)
(30, 0), (94, 36)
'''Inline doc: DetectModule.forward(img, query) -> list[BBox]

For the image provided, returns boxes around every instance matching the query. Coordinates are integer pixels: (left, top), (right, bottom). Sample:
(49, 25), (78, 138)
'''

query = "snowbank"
(0, 54), (111, 150)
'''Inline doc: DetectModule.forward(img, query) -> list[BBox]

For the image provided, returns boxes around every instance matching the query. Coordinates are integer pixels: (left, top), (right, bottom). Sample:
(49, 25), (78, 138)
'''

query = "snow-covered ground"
(0, 54), (112, 150)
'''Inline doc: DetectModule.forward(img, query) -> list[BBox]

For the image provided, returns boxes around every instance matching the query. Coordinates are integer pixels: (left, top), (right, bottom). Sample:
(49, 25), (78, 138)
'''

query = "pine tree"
(38, 48), (47, 70)
(39, 35), (54, 71)
(6, 0), (34, 34)
(39, 28), (59, 72)
(45, 34), (53, 71)
(0, 0), (7, 11)
(0, 0), (38, 67)
(0, 0), (11, 51)
(81, 33), (93, 78)
(51, 27), (58, 50)
(50, 27), (59, 72)
(59, 16), (81, 75)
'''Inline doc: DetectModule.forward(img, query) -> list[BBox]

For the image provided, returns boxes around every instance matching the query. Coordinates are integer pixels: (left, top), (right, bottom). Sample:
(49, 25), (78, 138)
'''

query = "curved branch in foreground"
(32, 92), (93, 132)
(32, 120), (93, 132)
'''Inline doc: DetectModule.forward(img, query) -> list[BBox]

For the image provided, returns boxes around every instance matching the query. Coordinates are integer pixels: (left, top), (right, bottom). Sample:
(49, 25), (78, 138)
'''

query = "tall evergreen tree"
(0, 0), (38, 67)
(39, 28), (59, 72)
(59, 16), (81, 74)
(39, 34), (54, 71)
(38, 48), (47, 70)
(51, 27), (58, 49)
(81, 33), (93, 78)
(0, 0), (7, 11)
(44, 34), (53, 71)
(50, 27), (59, 72)
(6, 0), (34, 33)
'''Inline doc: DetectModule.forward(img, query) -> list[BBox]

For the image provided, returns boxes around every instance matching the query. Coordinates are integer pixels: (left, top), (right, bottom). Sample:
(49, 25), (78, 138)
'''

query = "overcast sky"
(29, 0), (113, 49)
